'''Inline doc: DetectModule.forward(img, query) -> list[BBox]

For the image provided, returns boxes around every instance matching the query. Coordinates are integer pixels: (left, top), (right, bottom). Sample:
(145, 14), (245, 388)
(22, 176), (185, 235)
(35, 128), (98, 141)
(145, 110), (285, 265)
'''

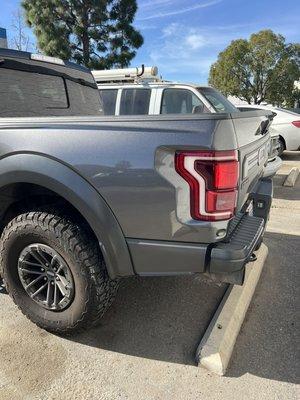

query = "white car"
(237, 105), (300, 156)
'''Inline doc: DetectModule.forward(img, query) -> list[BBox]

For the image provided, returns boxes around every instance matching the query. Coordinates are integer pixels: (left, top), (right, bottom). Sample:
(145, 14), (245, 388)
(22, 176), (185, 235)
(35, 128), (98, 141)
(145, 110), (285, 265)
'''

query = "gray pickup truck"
(0, 49), (275, 334)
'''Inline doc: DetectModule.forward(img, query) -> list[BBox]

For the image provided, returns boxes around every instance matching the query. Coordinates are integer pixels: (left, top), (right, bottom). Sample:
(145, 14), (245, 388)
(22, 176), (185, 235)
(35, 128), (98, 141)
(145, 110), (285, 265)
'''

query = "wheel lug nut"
(41, 268), (44, 272)
(44, 277), (47, 281)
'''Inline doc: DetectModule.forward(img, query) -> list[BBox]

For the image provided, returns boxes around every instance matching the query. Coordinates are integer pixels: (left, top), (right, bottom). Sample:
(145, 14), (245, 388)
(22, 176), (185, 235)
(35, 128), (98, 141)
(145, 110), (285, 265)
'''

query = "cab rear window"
(0, 68), (68, 117)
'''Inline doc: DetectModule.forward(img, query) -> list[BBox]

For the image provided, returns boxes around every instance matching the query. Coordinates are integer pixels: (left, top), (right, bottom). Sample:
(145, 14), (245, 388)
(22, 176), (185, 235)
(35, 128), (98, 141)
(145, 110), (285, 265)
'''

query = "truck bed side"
(0, 112), (271, 245)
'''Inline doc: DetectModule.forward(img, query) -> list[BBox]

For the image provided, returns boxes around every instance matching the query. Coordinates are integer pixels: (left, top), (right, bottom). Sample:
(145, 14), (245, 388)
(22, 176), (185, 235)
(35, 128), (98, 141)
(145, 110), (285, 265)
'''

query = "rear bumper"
(207, 178), (272, 284)
(210, 215), (264, 273)
(127, 178), (272, 285)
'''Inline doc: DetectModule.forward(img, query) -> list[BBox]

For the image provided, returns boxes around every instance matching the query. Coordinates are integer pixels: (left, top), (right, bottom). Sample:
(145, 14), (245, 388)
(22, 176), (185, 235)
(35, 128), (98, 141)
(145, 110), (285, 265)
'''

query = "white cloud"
(138, 0), (222, 21)
(139, 0), (173, 8)
(162, 22), (180, 37)
(150, 24), (219, 61)
(185, 34), (206, 50)
(161, 23), (211, 50)
(135, 23), (158, 31)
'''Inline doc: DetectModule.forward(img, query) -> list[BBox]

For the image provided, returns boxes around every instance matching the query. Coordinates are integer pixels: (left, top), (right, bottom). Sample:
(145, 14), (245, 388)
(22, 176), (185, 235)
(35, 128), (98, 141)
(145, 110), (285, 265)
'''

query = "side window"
(120, 89), (151, 115)
(161, 88), (209, 114)
(0, 68), (68, 117)
(98, 89), (118, 115)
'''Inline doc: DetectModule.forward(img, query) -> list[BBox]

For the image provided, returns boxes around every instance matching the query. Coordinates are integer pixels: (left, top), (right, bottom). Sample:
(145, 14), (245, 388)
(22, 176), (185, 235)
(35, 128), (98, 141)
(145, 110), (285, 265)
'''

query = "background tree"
(10, 9), (31, 51)
(22, 0), (143, 69)
(209, 30), (300, 105)
(108, 0), (143, 68)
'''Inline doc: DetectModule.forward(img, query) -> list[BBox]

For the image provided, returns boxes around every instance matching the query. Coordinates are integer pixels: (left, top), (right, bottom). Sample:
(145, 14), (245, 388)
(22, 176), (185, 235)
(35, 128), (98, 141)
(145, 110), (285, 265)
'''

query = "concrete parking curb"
(283, 167), (299, 187)
(195, 244), (268, 376)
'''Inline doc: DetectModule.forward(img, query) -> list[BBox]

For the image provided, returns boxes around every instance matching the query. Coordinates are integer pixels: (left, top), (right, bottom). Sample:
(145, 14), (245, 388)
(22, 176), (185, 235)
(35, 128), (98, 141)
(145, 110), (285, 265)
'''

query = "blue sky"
(0, 0), (299, 83)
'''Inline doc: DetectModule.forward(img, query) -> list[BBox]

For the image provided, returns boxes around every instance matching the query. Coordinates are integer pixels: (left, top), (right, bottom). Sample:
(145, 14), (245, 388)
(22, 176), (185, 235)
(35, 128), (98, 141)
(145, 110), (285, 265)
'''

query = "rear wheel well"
(0, 182), (99, 249)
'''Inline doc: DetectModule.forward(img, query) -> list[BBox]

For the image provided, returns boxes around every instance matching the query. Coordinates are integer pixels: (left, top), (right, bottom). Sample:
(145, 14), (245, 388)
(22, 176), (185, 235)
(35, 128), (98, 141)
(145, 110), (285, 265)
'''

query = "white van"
(92, 66), (238, 116)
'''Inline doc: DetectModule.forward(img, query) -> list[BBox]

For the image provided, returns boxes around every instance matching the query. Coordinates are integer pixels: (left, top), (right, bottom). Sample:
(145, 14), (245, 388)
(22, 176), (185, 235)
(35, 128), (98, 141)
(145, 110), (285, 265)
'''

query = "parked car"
(0, 50), (276, 334)
(237, 105), (300, 156)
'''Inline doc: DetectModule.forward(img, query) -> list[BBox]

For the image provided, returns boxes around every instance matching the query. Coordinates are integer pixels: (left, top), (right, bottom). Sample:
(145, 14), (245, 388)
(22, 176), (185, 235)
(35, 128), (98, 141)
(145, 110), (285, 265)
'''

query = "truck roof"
(0, 47), (90, 73)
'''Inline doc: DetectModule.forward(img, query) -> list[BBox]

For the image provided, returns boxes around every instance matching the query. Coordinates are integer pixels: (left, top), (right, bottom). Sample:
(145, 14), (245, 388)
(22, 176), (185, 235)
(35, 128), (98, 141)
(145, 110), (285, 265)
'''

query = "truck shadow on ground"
(72, 275), (227, 366)
(70, 231), (298, 384)
(227, 231), (299, 384)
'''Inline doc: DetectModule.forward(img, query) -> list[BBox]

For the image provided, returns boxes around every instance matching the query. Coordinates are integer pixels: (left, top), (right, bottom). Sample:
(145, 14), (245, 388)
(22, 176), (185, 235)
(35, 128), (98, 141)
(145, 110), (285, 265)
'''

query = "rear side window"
(161, 88), (209, 114)
(120, 89), (151, 115)
(99, 89), (118, 115)
(0, 68), (68, 117)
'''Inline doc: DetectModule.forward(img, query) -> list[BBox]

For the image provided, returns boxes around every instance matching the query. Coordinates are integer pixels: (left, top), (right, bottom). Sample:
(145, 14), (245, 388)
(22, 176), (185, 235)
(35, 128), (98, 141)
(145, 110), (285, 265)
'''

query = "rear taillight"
(175, 150), (239, 221)
(292, 121), (300, 128)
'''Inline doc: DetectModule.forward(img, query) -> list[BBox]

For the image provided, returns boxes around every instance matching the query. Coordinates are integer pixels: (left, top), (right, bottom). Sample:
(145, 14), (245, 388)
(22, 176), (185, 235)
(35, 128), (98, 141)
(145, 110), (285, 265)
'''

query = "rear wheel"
(0, 211), (119, 334)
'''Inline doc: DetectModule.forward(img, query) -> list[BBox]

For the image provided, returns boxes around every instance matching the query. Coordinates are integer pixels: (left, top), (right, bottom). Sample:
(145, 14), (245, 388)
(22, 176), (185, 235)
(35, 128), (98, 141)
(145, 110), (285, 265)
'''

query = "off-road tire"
(0, 211), (119, 335)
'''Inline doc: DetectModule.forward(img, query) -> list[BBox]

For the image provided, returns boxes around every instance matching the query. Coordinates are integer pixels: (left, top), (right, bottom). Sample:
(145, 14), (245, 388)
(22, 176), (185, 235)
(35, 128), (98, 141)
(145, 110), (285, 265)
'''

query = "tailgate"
(231, 111), (272, 211)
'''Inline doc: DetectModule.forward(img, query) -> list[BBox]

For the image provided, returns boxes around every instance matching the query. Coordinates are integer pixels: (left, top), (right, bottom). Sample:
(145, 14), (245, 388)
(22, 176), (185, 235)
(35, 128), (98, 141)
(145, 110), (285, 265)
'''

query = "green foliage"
(108, 0), (143, 68)
(22, 0), (143, 69)
(209, 30), (300, 105)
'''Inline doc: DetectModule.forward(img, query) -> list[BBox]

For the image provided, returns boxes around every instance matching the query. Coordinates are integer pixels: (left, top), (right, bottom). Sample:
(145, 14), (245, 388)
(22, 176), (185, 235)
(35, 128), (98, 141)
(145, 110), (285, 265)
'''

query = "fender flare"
(0, 153), (134, 279)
